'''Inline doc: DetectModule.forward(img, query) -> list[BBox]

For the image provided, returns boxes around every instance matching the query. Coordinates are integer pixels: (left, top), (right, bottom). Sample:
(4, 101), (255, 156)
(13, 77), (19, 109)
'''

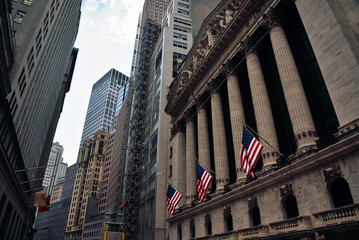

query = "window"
(174, 17), (191, 26)
(225, 214), (233, 232)
(205, 214), (212, 236)
(178, 9), (189, 15)
(330, 177), (354, 208)
(36, 29), (42, 55)
(178, 2), (189, 8)
(22, 0), (32, 5)
(173, 41), (187, 49)
(27, 48), (34, 75)
(252, 205), (261, 226)
(169, 165), (172, 178)
(14, 11), (26, 24)
(173, 32), (187, 41)
(174, 25), (191, 33)
(284, 194), (299, 219)
(190, 219), (195, 238)
(169, 146), (173, 158)
(173, 52), (186, 77)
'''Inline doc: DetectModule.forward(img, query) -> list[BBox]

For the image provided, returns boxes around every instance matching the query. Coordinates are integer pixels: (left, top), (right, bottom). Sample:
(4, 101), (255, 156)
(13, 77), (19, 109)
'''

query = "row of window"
(177, 177), (354, 239)
(173, 41), (187, 49)
(0, 193), (24, 240)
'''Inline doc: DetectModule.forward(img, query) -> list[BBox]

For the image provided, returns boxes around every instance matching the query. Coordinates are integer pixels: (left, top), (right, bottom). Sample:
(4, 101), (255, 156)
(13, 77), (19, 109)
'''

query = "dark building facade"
(34, 163), (77, 240)
(165, 0), (359, 239)
(1, 0), (80, 239)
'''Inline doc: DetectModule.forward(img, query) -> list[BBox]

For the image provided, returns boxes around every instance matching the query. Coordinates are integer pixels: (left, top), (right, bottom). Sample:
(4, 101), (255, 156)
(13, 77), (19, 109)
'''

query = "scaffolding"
(124, 18), (161, 240)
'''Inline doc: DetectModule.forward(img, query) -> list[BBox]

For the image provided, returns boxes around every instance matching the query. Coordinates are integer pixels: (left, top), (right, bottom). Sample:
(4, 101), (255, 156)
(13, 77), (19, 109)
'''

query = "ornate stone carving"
(248, 196), (258, 208)
(324, 166), (342, 182)
(172, 121), (185, 134)
(280, 184), (293, 197)
(223, 206), (231, 215)
(262, 8), (281, 30)
(221, 61), (233, 77)
(205, 213), (211, 222)
(295, 130), (317, 143)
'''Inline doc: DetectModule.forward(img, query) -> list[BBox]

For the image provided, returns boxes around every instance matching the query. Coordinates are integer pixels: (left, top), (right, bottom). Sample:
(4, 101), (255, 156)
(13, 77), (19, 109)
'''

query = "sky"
(54, 0), (144, 166)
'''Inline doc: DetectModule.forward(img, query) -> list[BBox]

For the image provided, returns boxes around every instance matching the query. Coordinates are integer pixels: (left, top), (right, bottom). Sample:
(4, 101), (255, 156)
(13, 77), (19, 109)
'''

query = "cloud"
(54, 0), (144, 165)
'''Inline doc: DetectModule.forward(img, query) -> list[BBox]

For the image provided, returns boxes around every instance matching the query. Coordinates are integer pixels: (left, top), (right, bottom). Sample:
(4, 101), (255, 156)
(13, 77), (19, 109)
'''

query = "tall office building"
(7, 0), (81, 193)
(65, 130), (109, 240)
(80, 69), (129, 144)
(0, 0), (80, 239)
(42, 142), (66, 195)
(34, 163), (77, 240)
(123, 0), (220, 239)
(143, 0), (168, 23)
(165, 0), (359, 239)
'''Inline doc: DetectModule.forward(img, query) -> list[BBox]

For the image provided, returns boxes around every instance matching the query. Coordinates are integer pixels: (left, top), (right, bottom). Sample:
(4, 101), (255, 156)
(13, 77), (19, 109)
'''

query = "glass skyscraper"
(80, 68), (129, 143)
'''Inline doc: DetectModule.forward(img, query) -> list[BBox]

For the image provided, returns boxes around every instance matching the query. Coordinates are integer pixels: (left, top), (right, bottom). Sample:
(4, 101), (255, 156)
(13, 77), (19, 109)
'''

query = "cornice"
(165, 0), (279, 125)
(167, 132), (359, 223)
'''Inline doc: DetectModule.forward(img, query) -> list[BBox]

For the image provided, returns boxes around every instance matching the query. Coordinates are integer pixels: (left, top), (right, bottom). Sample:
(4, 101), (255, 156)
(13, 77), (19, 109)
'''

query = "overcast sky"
(54, 0), (144, 166)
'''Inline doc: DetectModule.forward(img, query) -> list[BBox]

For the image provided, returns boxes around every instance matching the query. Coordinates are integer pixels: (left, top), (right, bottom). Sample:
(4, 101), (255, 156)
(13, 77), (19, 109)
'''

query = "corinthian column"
(210, 85), (229, 192)
(222, 62), (246, 181)
(246, 48), (279, 167)
(186, 116), (197, 205)
(197, 99), (212, 191)
(267, 14), (317, 151)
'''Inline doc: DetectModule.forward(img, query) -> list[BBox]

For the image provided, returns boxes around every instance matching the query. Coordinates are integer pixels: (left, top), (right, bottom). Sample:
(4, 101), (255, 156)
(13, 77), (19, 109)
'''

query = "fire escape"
(124, 18), (160, 240)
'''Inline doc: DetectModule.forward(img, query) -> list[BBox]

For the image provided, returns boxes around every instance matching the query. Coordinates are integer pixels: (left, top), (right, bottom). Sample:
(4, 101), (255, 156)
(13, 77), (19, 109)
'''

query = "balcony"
(237, 225), (269, 238)
(269, 216), (312, 235)
(313, 204), (359, 228)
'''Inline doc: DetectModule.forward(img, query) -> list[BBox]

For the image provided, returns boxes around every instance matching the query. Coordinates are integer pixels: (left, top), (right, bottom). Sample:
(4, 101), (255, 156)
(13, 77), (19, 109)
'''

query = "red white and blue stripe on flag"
(197, 162), (213, 203)
(240, 126), (263, 178)
(166, 184), (182, 214)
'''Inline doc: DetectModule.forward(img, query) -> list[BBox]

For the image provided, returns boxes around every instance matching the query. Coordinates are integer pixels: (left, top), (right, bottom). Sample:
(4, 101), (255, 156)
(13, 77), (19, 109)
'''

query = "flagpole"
(193, 156), (216, 176)
(168, 182), (190, 199)
(238, 118), (290, 163)
(194, 157), (229, 182)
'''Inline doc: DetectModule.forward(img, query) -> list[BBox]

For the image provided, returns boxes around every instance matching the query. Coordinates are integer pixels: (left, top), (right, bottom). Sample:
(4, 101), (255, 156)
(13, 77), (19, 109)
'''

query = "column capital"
(172, 121), (185, 135)
(195, 95), (207, 110)
(220, 60), (234, 77)
(209, 80), (220, 95)
(262, 8), (282, 30)
(241, 36), (257, 54)
(184, 110), (196, 123)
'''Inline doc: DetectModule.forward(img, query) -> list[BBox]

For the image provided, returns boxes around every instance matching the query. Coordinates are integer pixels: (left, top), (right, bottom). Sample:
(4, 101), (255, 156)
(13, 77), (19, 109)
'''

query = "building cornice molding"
(165, 0), (280, 127)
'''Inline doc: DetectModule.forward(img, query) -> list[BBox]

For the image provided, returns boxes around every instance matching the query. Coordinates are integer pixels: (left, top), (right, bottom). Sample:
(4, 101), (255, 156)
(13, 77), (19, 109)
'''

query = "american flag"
(197, 162), (213, 203)
(166, 185), (182, 214)
(241, 126), (263, 178)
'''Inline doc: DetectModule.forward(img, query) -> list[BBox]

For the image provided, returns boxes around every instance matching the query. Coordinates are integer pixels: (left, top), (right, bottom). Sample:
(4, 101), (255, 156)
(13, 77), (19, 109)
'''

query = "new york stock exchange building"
(164, 0), (359, 239)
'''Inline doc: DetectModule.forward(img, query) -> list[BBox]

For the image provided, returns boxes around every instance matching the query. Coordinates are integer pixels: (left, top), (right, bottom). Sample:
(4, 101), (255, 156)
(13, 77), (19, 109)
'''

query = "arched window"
(285, 194), (299, 219)
(330, 177), (354, 208)
(225, 214), (233, 232)
(252, 205), (261, 226)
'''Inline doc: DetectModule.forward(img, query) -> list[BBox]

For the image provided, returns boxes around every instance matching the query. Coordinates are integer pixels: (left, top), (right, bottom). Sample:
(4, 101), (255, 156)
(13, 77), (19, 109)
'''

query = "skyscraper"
(7, 0), (81, 193)
(42, 142), (66, 195)
(80, 68), (129, 144)
(0, 0), (80, 239)
(123, 0), (220, 239)
(65, 130), (109, 240)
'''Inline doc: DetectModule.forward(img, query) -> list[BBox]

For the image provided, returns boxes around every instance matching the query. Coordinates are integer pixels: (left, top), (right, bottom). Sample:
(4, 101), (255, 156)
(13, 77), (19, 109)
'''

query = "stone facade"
(165, 0), (359, 239)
